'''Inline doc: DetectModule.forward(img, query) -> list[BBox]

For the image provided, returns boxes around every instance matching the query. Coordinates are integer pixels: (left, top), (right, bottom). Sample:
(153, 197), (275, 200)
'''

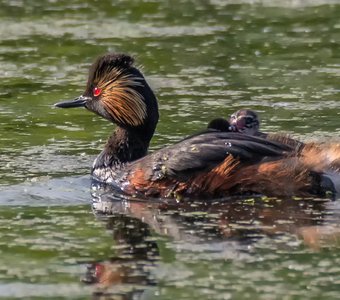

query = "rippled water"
(1, 0), (340, 299)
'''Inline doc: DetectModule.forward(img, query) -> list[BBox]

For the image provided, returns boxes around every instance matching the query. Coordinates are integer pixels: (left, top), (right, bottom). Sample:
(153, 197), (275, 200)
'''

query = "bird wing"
(127, 131), (293, 182)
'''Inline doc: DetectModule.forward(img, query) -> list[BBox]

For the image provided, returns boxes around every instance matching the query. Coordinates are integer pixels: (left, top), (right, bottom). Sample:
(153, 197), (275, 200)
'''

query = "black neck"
(92, 125), (153, 171)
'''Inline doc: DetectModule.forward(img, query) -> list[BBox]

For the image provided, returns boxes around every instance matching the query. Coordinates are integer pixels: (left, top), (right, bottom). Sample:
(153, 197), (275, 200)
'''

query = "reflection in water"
(84, 186), (340, 299)
(83, 213), (159, 299)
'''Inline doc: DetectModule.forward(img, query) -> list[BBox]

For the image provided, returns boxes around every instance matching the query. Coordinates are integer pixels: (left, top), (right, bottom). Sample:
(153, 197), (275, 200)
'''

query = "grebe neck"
(92, 125), (153, 173)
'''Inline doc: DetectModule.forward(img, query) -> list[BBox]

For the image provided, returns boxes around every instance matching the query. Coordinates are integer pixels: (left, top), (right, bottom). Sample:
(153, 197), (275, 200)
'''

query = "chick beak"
(54, 95), (91, 108)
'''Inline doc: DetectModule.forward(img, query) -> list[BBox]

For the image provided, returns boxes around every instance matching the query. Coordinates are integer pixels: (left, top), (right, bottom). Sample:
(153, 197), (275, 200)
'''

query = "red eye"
(95, 263), (104, 277)
(93, 87), (102, 97)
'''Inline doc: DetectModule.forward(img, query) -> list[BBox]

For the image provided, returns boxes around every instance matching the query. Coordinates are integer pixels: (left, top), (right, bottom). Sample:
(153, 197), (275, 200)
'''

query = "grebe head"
(55, 53), (159, 136)
(207, 118), (234, 132)
(229, 109), (260, 135)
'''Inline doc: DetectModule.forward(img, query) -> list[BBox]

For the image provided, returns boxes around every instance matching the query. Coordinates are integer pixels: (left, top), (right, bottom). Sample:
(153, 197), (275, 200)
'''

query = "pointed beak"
(54, 95), (91, 108)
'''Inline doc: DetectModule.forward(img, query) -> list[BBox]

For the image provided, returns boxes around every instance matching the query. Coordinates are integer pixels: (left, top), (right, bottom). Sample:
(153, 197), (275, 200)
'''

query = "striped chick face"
(229, 109), (260, 135)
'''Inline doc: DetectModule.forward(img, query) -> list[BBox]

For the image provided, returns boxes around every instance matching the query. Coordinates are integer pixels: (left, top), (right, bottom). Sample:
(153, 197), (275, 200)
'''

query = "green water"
(0, 0), (340, 299)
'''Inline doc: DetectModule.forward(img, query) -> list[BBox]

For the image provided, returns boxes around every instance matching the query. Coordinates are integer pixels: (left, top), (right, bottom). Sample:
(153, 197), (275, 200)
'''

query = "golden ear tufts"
(100, 74), (147, 127)
(86, 53), (147, 127)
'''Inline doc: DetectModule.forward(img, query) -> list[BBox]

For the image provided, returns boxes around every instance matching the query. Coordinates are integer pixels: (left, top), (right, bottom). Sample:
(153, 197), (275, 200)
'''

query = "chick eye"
(93, 87), (102, 97)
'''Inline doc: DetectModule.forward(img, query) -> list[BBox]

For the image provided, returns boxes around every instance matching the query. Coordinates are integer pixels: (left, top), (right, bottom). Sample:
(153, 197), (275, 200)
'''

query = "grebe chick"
(229, 109), (263, 136)
(229, 109), (306, 149)
(207, 118), (236, 132)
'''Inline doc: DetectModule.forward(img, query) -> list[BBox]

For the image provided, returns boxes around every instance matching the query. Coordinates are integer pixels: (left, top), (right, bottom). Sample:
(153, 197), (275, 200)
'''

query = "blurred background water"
(0, 0), (340, 299)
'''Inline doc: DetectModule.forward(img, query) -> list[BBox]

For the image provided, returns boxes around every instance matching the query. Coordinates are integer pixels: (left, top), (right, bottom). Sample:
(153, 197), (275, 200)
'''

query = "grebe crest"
(84, 54), (147, 127)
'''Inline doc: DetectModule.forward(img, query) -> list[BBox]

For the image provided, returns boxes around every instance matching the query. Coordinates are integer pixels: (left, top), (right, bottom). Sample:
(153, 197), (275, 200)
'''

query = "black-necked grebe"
(55, 53), (339, 199)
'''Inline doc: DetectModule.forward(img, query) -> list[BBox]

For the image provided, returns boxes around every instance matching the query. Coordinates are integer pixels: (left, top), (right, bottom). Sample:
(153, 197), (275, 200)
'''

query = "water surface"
(0, 0), (340, 299)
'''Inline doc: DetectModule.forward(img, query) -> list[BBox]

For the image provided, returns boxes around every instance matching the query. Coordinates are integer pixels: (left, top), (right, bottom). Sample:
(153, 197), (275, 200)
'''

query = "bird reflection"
(82, 212), (159, 299)
(82, 186), (340, 299)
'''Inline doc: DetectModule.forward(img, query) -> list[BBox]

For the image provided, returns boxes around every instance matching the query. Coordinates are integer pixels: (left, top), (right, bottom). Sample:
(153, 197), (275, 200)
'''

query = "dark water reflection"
(81, 194), (340, 299)
(1, 0), (340, 299)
